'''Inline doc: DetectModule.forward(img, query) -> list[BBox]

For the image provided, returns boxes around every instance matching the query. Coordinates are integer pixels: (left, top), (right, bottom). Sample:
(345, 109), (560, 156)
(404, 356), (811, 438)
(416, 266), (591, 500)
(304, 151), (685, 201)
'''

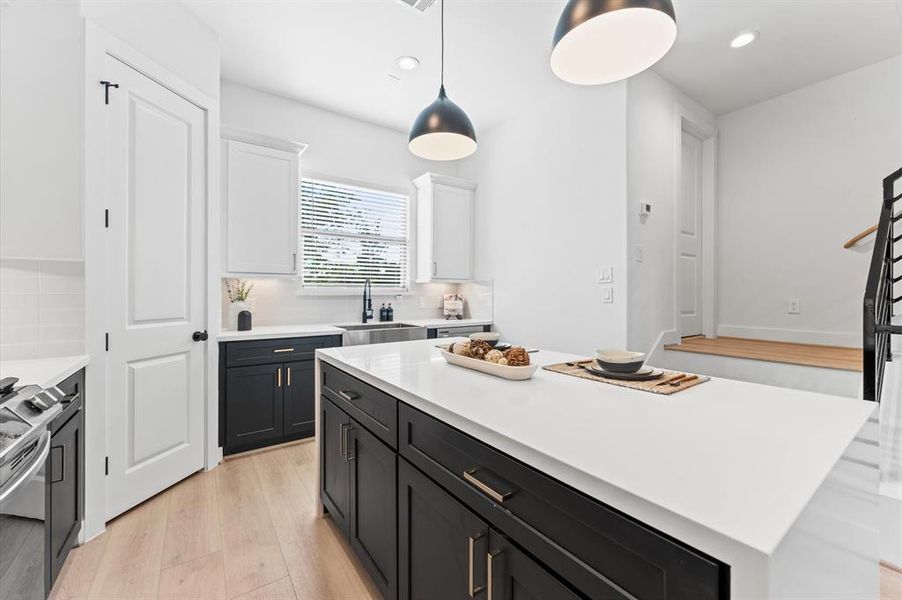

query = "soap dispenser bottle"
(386, 303), (394, 322)
(379, 303), (388, 322)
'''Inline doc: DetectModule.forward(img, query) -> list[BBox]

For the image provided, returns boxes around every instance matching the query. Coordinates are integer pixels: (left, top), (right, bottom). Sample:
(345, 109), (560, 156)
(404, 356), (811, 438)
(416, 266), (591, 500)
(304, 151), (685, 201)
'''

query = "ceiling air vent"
(397, 0), (435, 12)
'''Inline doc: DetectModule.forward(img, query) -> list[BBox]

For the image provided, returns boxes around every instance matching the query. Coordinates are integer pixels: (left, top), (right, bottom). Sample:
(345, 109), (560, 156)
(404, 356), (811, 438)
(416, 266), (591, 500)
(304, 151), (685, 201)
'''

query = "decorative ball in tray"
(440, 340), (538, 380)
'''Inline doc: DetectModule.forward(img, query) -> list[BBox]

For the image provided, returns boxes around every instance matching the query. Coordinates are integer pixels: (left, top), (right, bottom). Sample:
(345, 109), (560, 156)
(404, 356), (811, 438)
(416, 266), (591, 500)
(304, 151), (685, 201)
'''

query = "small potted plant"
(225, 279), (253, 330)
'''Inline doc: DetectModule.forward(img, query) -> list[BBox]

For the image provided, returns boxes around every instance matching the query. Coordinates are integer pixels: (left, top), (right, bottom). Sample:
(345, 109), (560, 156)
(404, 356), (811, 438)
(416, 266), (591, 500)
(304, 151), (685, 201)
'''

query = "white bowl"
(595, 350), (646, 363)
(469, 331), (501, 346)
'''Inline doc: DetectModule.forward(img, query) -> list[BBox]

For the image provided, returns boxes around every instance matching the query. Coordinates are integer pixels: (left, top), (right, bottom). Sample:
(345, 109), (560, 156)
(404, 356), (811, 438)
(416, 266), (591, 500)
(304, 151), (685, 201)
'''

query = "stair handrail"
(863, 166), (902, 402)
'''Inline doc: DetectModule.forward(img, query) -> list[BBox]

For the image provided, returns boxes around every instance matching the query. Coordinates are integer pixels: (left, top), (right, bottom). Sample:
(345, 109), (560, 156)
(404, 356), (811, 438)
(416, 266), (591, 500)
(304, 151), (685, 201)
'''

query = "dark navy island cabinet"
(320, 361), (729, 600)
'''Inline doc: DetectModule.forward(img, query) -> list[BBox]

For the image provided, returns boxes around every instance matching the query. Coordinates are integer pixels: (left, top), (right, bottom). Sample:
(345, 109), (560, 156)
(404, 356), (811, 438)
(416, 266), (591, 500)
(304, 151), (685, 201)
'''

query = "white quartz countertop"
(316, 339), (874, 558)
(218, 324), (345, 341)
(0, 355), (90, 389)
(218, 318), (492, 342)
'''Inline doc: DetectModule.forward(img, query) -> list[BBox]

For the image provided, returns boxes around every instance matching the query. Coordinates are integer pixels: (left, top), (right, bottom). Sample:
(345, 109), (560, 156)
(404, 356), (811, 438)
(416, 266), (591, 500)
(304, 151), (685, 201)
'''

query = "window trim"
(296, 173), (413, 296)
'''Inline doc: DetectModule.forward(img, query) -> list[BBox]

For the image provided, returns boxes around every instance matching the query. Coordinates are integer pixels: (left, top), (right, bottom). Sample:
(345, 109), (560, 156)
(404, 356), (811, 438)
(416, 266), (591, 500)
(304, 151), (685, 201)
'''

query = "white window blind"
(299, 178), (409, 290)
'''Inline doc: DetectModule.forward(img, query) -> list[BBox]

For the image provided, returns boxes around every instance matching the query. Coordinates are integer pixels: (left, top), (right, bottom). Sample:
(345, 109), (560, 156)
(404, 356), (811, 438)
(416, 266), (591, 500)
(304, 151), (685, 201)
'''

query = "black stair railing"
(863, 166), (902, 402)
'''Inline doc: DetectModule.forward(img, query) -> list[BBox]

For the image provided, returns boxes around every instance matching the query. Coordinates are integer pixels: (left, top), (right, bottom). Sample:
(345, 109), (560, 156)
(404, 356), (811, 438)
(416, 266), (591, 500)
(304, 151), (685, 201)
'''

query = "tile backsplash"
(221, 278), (493, 329)
(0, 259), (85, 360)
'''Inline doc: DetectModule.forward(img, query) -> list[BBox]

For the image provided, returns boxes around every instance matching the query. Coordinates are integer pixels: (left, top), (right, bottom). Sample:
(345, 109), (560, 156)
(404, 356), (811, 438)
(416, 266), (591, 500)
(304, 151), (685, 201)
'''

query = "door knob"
(192, 330), (209, 342)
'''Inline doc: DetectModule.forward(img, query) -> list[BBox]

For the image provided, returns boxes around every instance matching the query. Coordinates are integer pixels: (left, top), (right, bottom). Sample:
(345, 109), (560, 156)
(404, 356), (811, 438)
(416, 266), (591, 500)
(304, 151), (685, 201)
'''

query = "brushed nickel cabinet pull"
(433, 261), (437, 276)
(273, 348), (294, 353)
(338, 390), (359, 402)
(339, 423), (347, 458)
(287, 367), (292, 386)
(468, 535), (485, 597)
(346, 427), (355, 461)
(463, 469), (512, 504)
(487, 550), (500, 600)
(277, 367), (282, 387)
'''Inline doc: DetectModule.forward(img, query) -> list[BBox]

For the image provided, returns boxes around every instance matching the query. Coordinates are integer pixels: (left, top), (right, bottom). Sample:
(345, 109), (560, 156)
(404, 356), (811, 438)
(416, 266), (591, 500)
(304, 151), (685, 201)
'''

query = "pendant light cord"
(440, 0), (444, 88)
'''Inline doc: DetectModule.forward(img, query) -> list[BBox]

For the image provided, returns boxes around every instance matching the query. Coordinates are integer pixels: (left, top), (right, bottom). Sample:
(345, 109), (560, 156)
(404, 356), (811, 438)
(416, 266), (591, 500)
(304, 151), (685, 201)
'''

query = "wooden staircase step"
(663, 336), (863, 372)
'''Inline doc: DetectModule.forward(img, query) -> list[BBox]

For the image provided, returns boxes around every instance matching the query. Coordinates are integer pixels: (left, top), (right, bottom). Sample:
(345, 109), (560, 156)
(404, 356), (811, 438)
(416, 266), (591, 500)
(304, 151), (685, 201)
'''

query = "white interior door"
(678, 130), (704, 337)
(104, 55), (206, 519)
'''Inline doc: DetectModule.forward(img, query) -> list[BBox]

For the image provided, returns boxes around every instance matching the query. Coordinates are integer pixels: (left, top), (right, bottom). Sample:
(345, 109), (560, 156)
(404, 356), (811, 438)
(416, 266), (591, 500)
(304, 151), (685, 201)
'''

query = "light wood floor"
(664, 336), (863, 372)
(50, 440), (379, 600)
(49, 440), (902, 600)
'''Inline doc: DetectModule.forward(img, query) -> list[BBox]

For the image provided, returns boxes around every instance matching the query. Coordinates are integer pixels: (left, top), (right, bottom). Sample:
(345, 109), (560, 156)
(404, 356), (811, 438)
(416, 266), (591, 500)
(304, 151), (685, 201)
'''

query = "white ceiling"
(184, 0), (902, 132)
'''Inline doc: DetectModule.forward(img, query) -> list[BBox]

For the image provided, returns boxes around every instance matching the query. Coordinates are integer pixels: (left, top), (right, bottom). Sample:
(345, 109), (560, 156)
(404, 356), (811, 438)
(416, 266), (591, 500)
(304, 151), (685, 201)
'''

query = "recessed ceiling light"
(396, 56), (420, 71)
(730, 31), (758, 49)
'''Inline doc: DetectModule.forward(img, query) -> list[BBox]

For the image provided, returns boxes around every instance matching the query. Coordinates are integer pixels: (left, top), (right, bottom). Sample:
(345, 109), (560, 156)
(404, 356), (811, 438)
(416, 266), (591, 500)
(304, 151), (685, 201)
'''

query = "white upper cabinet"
(414, 173), (477, 282)
(223, 138), (300, 275)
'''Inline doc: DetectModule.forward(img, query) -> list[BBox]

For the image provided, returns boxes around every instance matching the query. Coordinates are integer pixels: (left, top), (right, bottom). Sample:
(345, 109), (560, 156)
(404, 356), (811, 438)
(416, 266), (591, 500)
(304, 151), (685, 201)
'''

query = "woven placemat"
(543, 361), (709, 395)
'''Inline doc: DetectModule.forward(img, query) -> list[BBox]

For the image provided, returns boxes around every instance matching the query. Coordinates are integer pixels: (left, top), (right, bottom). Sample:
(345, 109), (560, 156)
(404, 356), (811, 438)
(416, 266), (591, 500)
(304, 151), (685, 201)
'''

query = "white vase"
(228, 301), (250, 330)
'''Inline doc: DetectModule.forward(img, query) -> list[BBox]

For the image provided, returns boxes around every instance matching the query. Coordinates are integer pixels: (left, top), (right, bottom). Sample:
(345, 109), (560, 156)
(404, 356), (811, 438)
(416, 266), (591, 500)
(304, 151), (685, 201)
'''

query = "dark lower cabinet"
(220, 335), (341, 455)
(321, 398), (351, 535)
(46, 369), (85, 595)
(322, 397), (398, 598)
(349, 423), (397, 600)
(283, 360), (315, 438)
(224, 364), (283, 451)
(488, 531), (582, 600)
(398, 458), (488, 600)
(47, 408), (82, 586)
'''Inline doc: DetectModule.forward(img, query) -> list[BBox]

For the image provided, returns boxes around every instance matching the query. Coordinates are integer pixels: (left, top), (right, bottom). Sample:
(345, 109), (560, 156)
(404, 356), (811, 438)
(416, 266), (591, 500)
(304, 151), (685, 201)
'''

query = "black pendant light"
(408, 0), (476, 161)
(551, 0), (677, 85)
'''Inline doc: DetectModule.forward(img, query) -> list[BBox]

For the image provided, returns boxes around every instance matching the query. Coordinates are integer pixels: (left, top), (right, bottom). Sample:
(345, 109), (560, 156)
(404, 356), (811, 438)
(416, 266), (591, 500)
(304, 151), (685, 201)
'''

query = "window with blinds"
(299, 178), (409, 291)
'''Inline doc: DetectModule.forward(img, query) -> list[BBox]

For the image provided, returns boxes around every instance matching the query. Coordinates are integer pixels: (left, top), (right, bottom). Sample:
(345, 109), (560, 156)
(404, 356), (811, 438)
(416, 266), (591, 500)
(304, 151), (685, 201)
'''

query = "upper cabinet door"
(415, 173), (476, 283)
(225, 139), (299, 274)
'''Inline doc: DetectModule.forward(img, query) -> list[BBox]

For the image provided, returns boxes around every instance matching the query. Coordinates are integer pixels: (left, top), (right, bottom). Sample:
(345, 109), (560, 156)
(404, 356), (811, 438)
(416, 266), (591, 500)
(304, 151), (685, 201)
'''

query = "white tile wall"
(0, 259), (85, 360)
(221, 278), (493, 329)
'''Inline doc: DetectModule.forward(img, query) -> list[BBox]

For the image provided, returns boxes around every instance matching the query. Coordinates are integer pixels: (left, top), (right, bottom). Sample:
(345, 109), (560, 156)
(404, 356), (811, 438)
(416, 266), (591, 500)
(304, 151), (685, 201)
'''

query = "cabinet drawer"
(225, 335), (340, 367)
(321, 363), (397, 449)
(399, 404), (727, 600)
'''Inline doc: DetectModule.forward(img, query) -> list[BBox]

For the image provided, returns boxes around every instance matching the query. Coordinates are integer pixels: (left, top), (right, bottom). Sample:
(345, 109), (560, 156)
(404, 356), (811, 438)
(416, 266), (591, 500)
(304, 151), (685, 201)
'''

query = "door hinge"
(104, 456), (109, 476)
(104, 209), (109, 228)
(105, 333), (109, 352)
(99, 80), (119, 105)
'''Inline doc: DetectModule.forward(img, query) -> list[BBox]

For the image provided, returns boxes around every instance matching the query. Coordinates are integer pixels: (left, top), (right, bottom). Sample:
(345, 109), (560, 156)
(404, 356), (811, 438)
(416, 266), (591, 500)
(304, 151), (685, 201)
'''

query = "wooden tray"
(543, 361), (709, 395)
(440, 350), (539, 381)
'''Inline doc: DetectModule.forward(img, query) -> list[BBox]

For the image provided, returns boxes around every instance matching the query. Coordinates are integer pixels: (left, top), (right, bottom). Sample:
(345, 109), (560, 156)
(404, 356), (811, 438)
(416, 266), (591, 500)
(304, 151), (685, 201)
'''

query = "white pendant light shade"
(551, 0), (677, 85)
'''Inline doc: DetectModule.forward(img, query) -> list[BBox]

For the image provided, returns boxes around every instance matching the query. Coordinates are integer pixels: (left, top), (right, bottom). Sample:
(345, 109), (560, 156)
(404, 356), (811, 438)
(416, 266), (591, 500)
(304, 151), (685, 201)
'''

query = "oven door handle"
(0, 431), (51, 503)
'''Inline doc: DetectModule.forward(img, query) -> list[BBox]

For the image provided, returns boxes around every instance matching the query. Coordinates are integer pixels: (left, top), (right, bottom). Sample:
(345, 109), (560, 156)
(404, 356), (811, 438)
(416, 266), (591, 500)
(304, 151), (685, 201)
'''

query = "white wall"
(81, 0), (220, 101)
(220, 81), (463, 325)
(459, 82), (629, 356)
(717, 55), (902, 347)
(626, 70), (716, 354)
(0, 0), (85, 260)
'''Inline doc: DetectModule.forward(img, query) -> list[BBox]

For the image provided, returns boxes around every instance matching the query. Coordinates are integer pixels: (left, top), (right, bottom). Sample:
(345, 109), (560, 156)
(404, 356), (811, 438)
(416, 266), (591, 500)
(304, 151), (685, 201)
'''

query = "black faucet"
(362, 278), (374, 323)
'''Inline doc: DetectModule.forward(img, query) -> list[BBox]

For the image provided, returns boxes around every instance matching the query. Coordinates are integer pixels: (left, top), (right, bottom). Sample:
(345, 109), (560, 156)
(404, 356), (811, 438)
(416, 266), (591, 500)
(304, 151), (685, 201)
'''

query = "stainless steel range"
(0, 377), (65, 600)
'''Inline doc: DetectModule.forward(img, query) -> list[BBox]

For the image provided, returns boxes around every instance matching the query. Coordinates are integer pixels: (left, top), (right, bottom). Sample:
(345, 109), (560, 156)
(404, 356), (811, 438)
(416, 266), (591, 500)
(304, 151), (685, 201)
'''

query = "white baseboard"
(716, 324), (860, 348)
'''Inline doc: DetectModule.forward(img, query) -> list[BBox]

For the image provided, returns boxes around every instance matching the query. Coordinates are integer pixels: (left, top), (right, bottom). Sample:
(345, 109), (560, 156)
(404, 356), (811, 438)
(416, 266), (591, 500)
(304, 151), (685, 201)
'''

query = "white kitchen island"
(314, 339), (880, 600)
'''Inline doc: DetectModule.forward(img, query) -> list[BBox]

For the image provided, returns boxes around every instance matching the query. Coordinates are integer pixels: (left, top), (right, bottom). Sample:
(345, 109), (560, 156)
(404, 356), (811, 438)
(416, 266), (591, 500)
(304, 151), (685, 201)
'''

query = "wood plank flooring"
(49, 439), (901, 599)
(664, 336), (863, 372)
(50, 440), (379, 600)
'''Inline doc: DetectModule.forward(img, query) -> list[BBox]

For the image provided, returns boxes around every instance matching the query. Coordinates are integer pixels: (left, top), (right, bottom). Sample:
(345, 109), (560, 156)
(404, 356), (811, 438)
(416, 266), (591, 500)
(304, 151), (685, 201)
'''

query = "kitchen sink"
(336, 322), (427, 346)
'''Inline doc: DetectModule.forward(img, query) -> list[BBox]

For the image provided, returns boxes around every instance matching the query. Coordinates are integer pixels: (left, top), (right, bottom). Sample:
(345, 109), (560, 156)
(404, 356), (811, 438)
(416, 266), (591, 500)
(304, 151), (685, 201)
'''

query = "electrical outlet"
(436, 296), (444, 308)
(601, 287), (614, 304)
(787, 298), (801, 314)
(596, 266), (613, 284)
(635, 246), (644, 263)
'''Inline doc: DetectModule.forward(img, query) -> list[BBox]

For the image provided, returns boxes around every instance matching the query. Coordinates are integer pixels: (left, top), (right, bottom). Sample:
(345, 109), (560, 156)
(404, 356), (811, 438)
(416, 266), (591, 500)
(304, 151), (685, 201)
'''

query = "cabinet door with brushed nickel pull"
(282, 360), (315, 438)
(398, 458), (488, 600)
(224, 364), (284, 451)
(486, 531), (582, 600)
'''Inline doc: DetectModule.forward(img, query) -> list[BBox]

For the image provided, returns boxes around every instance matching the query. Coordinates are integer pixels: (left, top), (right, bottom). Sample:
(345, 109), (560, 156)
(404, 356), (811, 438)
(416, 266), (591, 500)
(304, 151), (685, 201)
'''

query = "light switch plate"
(596, 266), (613, 284)
(787, 298), (801, 314)
(601, 286), (614, 303)
(635, 246), (644, 263)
